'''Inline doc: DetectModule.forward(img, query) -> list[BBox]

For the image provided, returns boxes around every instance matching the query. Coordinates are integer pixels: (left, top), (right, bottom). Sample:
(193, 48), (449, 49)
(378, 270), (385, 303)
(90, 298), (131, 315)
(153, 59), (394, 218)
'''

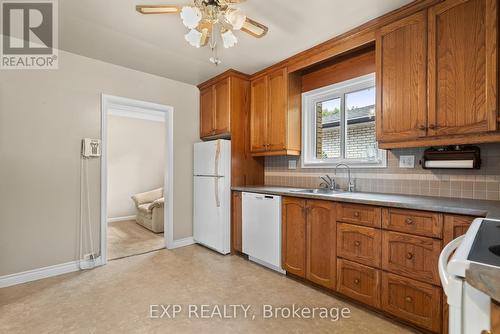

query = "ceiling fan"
(136, 0), (269, 65)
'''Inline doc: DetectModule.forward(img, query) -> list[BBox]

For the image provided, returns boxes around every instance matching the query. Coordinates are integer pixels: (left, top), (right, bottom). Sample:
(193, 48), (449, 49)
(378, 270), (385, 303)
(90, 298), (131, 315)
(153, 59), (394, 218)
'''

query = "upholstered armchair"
(131, 188), (164, 233)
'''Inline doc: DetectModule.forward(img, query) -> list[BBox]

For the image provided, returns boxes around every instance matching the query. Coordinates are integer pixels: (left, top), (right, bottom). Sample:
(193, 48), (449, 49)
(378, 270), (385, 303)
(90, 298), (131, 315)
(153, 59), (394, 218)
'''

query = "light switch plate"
(288, 159), (297, 170)
(399, 155), (415, 168)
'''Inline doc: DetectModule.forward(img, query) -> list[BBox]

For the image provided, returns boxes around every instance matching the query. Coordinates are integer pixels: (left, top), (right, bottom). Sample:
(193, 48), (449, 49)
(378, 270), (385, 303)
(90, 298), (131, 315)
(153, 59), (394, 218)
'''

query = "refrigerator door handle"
(215, 177), (220, 208)
(214, 140), (221, 176)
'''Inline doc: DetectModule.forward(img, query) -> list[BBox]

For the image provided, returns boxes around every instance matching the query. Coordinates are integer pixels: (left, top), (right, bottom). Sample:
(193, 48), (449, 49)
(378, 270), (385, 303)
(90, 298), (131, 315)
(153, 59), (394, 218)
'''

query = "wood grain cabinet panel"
(306, 200), (336, 289)
(382, 208), (443, 238)
(231, 191), (242, 253)
(382, 231), (442, 285)
(381, 272), (442, 333)
(250, 75), (268, 152)
(337, 259), (381, 308)
(200, 86), (215, 138)
(428, 0), (498, 136)
(376, 10), (428, 142)
(267, 68), (287, 152)
(443, 215), (475, 245)
(337, 223), (382, 268)
(213, 78), (231, 135)
(337, 203), (382, 228)
(282, 197), (307, 278)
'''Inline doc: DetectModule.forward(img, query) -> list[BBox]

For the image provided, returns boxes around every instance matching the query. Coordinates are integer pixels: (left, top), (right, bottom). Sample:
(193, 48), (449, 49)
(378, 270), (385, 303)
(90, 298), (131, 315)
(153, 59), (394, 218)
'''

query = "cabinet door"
(376, 10), (428, 142)
(267, 68), (288, 151)
(428, 0), (498, 136)
(200, 86), (215, 138)
(337, 223), (382, 268)
(443, 215), (475, 245)
(231, 192), (242, 253)
(306, 200), (336, 289)
(282, 197), (307, 278)
(214, 78), (231, 135)
(250, 76), (268, 152)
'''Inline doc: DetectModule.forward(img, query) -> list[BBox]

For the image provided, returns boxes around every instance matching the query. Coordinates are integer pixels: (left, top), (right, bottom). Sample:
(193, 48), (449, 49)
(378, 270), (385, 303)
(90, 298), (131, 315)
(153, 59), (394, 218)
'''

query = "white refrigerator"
(193, 139), (231, 254)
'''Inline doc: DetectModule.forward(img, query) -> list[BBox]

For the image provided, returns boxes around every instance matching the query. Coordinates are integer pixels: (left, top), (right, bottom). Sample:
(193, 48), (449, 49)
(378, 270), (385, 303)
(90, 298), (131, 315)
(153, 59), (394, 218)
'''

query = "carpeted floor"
(0, 245), (418, 334)
(107, 220), (164, 260)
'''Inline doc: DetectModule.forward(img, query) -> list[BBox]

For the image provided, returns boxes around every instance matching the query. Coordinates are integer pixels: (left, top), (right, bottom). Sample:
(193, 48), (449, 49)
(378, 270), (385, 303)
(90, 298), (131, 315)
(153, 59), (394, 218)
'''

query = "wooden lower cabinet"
(382, 231), (442, 285)
(382, 208), (443, 238)
(337, 203), (382, 228)
(282, 197), (307, 277)
(382, 272), (442, 333)
(306, 200), (336, 289)
(231, 192), (242, 253)
(337, 259), (381, 308)
(337, 223), (381, 268)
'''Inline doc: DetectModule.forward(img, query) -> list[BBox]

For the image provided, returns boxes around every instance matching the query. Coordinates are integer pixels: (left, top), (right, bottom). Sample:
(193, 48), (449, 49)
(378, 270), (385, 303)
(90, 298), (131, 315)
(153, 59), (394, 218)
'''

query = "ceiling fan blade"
(241, 17), (268, 38)
(136, 5), (181, 14)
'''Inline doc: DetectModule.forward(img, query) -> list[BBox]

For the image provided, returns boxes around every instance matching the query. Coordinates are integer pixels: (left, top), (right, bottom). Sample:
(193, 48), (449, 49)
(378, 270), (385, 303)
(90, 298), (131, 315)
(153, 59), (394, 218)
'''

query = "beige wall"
(0, 50), (199, 276)
(107, 115), (166, 219)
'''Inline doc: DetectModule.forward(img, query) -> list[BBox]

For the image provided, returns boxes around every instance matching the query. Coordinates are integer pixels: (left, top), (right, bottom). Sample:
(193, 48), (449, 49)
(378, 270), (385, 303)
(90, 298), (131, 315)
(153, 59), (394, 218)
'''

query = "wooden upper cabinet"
(250, 67), (301, 156)
(282, 197), (307, 278)
(200, 86), (215, 138)
(214, 78), (231, 135)
(267, 68), (287, 151)
(306, 200), (336, 289)
(250, 75), (268, 152)
(376, 10), (428, 142)
(199, 76), (232, 139)
(428, 0), (498, 136)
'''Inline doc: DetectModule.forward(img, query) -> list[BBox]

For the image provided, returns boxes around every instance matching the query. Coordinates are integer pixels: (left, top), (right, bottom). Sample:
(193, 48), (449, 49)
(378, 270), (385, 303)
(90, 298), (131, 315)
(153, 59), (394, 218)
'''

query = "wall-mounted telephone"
(81, 138), (101, 158)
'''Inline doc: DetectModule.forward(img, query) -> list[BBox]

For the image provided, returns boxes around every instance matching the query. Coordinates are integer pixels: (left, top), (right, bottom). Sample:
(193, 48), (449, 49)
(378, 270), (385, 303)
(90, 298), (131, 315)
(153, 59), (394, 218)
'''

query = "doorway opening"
(101, 95), (174, 263)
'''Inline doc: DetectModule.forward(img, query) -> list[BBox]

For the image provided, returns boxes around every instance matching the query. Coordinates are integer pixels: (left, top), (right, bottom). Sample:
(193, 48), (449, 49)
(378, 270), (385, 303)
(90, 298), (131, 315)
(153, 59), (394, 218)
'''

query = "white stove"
(439, 218), (500, 334)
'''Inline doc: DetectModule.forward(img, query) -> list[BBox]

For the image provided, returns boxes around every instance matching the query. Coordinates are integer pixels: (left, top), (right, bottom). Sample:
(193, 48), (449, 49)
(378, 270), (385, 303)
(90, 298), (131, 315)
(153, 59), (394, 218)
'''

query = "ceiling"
(60, 0), (413, 85)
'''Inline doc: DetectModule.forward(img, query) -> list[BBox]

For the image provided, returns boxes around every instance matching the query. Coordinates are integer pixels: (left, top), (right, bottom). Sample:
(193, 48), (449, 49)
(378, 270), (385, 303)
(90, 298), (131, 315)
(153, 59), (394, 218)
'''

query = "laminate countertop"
(231, 186), (500, 219)
(232, 186), (500, 302)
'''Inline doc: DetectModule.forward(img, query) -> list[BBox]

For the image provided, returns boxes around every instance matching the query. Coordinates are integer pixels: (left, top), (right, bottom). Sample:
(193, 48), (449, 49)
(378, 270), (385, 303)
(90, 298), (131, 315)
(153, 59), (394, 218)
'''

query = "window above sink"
(301, 73), (387, 168)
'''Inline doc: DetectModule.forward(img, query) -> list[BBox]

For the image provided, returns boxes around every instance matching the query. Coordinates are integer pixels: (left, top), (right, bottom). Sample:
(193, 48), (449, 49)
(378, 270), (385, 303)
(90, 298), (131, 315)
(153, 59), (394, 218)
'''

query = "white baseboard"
(107, 215), (136, 223)
(0, 257), (103, 288)
(170, 237), (194, 249)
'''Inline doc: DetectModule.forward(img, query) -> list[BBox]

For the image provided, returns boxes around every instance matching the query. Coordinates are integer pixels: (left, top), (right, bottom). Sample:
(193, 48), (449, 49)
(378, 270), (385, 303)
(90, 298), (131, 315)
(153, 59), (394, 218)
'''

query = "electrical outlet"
(399, 155), (415, 168)
(288, 159), (297, 170)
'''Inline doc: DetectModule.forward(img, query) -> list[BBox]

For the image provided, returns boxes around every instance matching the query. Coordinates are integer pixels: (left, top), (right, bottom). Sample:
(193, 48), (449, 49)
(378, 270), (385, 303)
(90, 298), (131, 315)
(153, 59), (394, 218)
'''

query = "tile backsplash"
(264, 144), (500, 200)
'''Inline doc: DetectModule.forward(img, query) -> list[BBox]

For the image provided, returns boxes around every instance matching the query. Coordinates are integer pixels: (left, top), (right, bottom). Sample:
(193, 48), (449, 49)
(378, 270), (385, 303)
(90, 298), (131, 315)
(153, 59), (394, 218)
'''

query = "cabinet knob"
(354, 279), (360, 284)
(405, 218), (414, 225)
(405, 296), (413, 303)
(354, 240), (361, 247)
(418, 125), (426, 130)
(354, 211), (360, 218)
(406, 252), (414, 260)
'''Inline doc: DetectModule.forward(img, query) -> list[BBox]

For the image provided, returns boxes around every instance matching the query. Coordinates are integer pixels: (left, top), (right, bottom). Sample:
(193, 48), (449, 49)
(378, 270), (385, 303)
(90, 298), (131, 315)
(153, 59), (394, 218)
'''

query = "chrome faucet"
(334, 163), (355, 192)
(319, 175), (336, 191)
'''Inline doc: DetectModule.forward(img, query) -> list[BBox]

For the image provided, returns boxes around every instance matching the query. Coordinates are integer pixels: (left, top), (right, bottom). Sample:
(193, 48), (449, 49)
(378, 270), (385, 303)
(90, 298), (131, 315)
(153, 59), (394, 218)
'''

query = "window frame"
(301, 73), (386, 168)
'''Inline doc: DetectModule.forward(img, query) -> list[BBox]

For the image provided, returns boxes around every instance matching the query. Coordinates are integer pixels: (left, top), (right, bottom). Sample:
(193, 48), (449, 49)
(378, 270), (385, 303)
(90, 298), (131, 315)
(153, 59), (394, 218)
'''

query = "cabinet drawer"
(337, 223), (381, 268)
(381, 272), (442, 333)
(382, 231), (442, 285)
(337, 259), (381, 308)
(337, 203), (382, 228)
(382, 208), (442, 238)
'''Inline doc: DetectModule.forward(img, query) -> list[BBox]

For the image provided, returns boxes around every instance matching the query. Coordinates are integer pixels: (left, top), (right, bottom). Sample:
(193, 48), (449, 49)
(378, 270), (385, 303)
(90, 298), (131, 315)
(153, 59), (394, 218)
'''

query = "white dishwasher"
(242, 192), (284, 273)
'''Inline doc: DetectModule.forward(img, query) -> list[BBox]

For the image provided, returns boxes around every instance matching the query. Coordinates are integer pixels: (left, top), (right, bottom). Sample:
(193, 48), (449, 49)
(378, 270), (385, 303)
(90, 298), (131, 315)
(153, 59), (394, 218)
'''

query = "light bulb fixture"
(221, 29), (237, 48)
(185, 28), (202, 48)
(225, 9), (246, 30)
(180, 6), (202, 29)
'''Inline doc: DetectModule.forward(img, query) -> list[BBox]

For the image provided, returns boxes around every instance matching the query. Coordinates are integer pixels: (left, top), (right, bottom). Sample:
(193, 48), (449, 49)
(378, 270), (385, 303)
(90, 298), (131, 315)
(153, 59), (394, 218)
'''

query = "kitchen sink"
(290, 188), (346, 195)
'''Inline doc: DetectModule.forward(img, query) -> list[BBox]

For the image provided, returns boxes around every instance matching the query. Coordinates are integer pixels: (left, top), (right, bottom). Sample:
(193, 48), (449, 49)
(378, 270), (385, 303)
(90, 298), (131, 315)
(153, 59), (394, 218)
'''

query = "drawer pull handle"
(354, 211), (360, 218)
(354, 279), (360, 284)
(354, 241), (361, 247)
(406, 252), (414, 260)
(405, 218), (414, 225)
(405, 296), (413, 303)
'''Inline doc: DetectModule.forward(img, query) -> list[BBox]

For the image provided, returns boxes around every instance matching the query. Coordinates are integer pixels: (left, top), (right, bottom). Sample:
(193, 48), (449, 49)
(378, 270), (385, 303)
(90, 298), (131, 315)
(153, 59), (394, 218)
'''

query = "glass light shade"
(185, 29), (202, 48)
(222, 30), (238, 48)
(180, 6), (202, 29)
(226, 9), (246, 30)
